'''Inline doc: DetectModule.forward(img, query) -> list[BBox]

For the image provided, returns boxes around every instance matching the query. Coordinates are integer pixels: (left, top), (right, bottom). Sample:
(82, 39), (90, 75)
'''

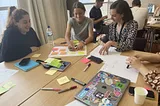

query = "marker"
(41, 88), (61, 91)
(71, 78), (86, 86)
(58, 86), (77, 94)
(83, 63), (91, 72)
(126, 65), (130, 69)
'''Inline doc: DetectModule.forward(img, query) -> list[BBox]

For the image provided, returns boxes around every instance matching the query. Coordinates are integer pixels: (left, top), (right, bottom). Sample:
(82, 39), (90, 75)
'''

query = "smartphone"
(128, 86), (155, 100)
(19, 58), (30, 66)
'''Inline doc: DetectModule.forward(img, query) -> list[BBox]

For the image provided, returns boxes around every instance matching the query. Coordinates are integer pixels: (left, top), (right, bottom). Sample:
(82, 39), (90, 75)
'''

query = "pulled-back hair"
(110, 0), (133, 22)
(6, 6), (17, 28)
(6, 9), (29, 28)
(72, 2), (86, 12)
(96, 0), (104, 2)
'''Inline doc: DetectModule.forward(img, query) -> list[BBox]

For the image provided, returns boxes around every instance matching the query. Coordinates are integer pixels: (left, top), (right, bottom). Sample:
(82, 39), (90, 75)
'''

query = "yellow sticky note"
(78, 51), (85, 55)
(32, 54), (41, 57)
(45, 69), (57, 75)
(45, 58), (54, 63)
(57, 76), (70, 85)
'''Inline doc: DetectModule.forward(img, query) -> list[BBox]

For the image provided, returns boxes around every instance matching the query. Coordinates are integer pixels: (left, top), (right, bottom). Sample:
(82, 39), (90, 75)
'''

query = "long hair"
(110, 0), (133, 22)
(72, 2), (86, 12)
(6, 9), (29, 28)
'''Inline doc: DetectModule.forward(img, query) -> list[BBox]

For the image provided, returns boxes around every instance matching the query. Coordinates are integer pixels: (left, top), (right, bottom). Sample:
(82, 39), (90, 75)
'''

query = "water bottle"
(46, 26), (54, 46)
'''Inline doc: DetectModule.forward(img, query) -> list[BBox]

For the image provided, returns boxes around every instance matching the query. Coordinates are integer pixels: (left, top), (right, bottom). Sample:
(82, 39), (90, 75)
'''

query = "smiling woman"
(0, 9), (41, 62)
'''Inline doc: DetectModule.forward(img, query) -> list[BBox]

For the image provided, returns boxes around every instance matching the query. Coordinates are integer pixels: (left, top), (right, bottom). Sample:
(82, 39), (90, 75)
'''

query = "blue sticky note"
(14, 60), (39, 72)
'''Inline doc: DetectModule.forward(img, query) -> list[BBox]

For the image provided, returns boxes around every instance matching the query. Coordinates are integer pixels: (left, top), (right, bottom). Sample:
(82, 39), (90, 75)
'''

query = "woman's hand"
(99, 41), (112, 55)
(76, 41), (84, 50)
(68, 40), (76, 51)
(30, 47), (39, 52)
(126, 56), (143, 70)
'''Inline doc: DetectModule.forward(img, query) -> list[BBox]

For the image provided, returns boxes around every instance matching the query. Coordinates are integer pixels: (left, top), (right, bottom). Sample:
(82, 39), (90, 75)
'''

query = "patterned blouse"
(101, 20), (138, 52)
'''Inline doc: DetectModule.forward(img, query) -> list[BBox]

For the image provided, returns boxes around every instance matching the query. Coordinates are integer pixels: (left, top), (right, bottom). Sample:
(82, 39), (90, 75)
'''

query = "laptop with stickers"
(75, 71), (130, 106)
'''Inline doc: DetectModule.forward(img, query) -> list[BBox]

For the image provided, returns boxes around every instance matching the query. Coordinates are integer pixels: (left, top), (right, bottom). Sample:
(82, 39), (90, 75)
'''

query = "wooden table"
(0, 38), (98, 106)
(21, 50), (159, 106)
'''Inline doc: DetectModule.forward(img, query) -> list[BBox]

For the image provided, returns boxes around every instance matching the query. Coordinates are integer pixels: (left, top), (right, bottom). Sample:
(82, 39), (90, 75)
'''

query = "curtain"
(17, 0), (68, 45)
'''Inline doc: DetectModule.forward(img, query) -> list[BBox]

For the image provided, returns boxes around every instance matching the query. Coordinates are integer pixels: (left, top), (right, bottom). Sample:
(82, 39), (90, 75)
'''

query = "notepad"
(14, 60), (39, 72)
(57, 76), (70, 85)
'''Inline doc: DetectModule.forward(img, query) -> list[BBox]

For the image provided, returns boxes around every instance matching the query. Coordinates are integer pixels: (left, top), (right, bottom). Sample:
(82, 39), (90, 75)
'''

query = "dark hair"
(6, 9), (29, 28)
(72, 2), (86, 12)
(132, 0), (141, 7)
(6, 6), (17, 28)
(110, 0), (133, 22)
(96, 0), (104, 2)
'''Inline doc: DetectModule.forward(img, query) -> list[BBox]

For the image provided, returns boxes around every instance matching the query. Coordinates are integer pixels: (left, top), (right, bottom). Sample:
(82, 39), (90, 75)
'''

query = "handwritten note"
(57, 76), (70, 85)
(45, 69), (57, 75)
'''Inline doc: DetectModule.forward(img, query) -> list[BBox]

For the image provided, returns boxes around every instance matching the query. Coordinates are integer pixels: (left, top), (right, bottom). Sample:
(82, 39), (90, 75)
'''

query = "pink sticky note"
(81, 58), (91, 64)
(52, 48), (59, 51)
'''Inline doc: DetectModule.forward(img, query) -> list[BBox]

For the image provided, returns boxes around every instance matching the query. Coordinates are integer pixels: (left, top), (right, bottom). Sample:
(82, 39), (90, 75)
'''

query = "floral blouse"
(101, 20), (138, 52)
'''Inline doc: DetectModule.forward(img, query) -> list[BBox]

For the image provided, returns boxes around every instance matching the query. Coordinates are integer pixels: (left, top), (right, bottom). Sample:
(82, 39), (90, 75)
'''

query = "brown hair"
(72, 2), (86, 12)
(6, 9), (29, 28)
(6, 6), (17, 28)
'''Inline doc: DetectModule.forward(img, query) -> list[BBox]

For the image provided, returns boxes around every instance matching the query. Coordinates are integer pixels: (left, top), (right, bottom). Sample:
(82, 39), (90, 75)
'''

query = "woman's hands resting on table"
(68, 40), (84, 51)
(99, 41), (112, 55)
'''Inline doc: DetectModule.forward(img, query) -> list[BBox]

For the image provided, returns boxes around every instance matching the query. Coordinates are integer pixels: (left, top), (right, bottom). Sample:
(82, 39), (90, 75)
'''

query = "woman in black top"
(0, 9), (41, 62)
(99, 0), (138, 55)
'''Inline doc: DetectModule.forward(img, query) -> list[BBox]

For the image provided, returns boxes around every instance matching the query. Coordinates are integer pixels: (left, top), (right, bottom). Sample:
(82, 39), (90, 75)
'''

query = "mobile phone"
(19, 58), (30, 66)
(128, 86), (155, 99)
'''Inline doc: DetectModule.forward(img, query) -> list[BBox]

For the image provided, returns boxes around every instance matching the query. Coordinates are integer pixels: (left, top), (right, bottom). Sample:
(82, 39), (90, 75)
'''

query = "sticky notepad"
(57, 76), (70, 85)
(81, 58), (91, 64)
(0, 82), (16, 95)
(45, 69), (57, 75)
(32, 54), (41, 57)
(45, 58), (54, 63)
(50, 59), (62, 68)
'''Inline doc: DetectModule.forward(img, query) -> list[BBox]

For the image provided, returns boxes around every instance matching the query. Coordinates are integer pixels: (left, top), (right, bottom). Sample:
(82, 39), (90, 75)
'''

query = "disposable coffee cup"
(134, 87), (148, 105)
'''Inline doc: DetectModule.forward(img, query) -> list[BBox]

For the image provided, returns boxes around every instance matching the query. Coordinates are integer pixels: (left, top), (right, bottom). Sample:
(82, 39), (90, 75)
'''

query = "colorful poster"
(48, 46), (87, 57)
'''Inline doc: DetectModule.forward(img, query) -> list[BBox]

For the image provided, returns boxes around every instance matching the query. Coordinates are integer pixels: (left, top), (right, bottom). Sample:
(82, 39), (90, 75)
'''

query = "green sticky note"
(78, 51), (85, 55)
(45, 58), (54, 64)
(0, 87), (8, 94)
(50, 59), (62, 68)
(0, 82), (16, 95)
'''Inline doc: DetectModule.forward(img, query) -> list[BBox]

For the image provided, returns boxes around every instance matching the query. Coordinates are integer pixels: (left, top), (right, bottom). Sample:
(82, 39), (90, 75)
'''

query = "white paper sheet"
(0, 69), (18, 84)
(99, 55), (139, 83)
(89, 45), (121, 62)
(65, 100), (86, 106)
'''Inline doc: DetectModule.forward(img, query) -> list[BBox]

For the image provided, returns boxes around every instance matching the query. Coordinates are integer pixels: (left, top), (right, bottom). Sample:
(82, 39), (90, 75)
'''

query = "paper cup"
(134, 87), (148, 105)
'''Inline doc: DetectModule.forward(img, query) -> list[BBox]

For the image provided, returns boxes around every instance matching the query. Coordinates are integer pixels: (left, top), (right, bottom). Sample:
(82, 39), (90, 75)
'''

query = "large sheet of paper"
(48, 46), (87, 57)
(0, 69), (18, 84)
(89, 45), (121, 62)
(99, 55), (139, 83)
(65, 100), (86, 106)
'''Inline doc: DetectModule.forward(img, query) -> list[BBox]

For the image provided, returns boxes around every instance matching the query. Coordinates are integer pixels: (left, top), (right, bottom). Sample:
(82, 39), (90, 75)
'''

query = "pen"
(126, 65), (130, 69)
(41, 88), (61, 91)
(58, 86), (77, 94)
(71, 78), (86, 86)
(83, 63), (91, 72)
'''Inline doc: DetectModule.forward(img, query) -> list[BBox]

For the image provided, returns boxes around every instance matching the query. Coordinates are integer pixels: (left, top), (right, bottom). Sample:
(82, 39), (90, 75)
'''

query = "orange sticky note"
(81, 58), (91, 64)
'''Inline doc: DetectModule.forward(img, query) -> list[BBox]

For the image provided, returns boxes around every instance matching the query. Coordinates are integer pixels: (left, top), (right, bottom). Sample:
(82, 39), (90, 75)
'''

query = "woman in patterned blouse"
(126, 52), (160, 92)
(99, 0), (138, 55)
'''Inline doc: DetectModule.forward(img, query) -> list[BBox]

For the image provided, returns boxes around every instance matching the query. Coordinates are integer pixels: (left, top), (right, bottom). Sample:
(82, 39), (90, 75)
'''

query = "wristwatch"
(81, 40), (86, 45)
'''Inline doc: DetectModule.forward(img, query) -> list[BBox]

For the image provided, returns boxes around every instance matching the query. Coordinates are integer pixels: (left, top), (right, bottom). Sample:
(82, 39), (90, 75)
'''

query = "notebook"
(75, 71), (130, 106)
(14, 60), (39, 72)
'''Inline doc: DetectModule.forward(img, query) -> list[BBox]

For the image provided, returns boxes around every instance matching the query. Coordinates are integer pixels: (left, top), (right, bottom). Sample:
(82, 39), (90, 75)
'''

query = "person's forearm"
(94, 17), (104, 24)
(138, 65), (149, 77)
(108, 41), (117, 47)
(85, 36), (93, 44)
(147, 54), (160, 63)
(65, 33), (71, 45)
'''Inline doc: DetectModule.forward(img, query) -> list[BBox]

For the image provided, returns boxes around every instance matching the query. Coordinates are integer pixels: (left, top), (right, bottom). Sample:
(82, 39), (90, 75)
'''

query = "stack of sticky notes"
(45, 69), (57, 75)
(0, 82), (16, 95)
(45, 58), (62, 68)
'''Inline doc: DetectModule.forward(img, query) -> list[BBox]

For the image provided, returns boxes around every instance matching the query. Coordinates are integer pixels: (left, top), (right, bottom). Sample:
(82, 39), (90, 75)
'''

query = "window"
(79, 0), (116, 17)
(0, 0), (17, 35)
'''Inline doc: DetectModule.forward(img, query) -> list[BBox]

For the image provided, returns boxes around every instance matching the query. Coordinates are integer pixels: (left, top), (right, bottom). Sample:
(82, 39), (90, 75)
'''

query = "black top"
(0, 27), (41, 62)
(89, 6), (103, 30)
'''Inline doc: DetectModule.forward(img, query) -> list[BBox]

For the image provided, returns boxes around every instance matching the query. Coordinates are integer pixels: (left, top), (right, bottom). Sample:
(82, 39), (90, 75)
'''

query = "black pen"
(126, 65), (130, 69)
(71, 78), (86, 86)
